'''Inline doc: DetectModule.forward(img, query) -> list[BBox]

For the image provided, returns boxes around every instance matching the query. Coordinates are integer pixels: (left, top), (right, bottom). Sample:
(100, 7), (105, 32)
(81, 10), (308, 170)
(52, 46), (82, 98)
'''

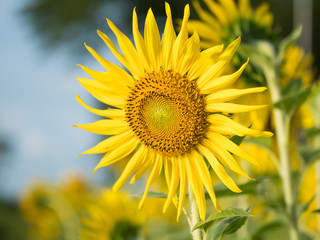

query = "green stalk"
(316, 160), (320, 231)
(264, 68), (300, 240)
(314, 104), (320, 230)
(188, 184), (202, 240)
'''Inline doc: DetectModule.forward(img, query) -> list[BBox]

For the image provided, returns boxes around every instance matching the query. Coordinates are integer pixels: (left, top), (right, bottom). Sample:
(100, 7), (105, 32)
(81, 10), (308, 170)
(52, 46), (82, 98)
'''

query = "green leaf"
(193, 207), (251, 232)
(230, 124), (253, 146)
(251, 220), (289, 240)
(299, 147), (320, 166)
(312, 209), (320, 214)
(251, 40), (276, 61)
(230, 134), (246, 146)
(281, 78), (303, 96)
(298, 196), (315, 216)
(131, 191), (167, 199)
(277, 25), (302, 64)
(304, 127), (320, 138)
(273, 85), (312, 115)
(245, 137), (271, 149)
(201, 207), (252, 240)
(238, 44), (273, 72)
(209, 180), (260, 198)
(221, 205), (254, 236)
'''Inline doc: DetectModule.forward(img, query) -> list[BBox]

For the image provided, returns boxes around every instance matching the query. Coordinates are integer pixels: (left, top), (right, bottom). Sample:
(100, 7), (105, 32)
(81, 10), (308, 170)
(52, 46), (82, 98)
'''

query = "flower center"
(125, 69), (208, 157)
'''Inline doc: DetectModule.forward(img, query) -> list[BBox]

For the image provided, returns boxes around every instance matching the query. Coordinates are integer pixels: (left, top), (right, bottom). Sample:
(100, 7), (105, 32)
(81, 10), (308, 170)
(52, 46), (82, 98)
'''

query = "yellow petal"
(177, 31), (200, 76)
(208, 114), (273, 137)
(203, 138), (253, 180)
(188, 44), (224, 80)
(172, 4), (190, 69)
(163, 158), (179, 213)
(177, 156), (188, 221)
(217, 0), (237, 22)
(78, 130), (134, 156)
(201, 0), (228, 25)
(163, 156), (172, 189)
(97, 30), (136, 79)
(162, 2), (176, 70)
(197, 145), (241, 193)
(186, 20), (221, 42)
(113, 145), (148, 191)
(254, 3), (271, 23)
(76, 65), (130, 94)
(200, 59), (249, 94)
(76, 77), (126, 108)
(84, 43), (134, 86)
(76, 95), (125, 119)
(94, 137), (139, 173)
(206, 87), (267, 103)
(73, 119), (128, 135)
(206, 102), (267, 113)
(192, 151), (220, 211)
(132, 8), (151, 72)
(208, 132), (259, 166)
(76, 75), (127, 97)
(138, 154), (163, 209)
(107, 19), (145, 78)
(130, 150), (153, 184)
(239, 0), (252, 19)
(186, 156), (206, 220)
(144, 8), (161, 70)
(197, 37), (241, 87)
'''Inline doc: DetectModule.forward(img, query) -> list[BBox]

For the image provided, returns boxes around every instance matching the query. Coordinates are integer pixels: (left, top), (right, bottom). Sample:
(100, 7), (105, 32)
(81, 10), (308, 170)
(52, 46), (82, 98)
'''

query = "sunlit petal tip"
(165, 2), (171, 14)
(184, 4), (190, 18)
(93, 166), (99, 174)
(112, 185), (119, 192)
(106, 19), (118, 33)
(138, 199), (145, 211)
(97, 29), (107, 39)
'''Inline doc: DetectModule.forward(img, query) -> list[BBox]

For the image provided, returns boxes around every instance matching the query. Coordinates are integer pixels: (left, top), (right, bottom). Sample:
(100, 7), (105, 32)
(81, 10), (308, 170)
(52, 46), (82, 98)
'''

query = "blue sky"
(0, 0), (113, 200)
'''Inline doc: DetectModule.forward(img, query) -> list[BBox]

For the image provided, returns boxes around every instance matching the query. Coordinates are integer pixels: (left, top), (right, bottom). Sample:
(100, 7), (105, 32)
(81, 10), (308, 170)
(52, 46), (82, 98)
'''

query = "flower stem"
(316, 160), (320, 230)
(188, 184), (202, 240)
(314, 106), (320, 230)
(264, 68), (299, 240)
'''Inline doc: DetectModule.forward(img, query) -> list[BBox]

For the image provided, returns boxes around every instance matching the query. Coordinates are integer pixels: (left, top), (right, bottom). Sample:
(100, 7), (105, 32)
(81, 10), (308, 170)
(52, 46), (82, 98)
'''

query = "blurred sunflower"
(236, 44), (316, 175)
(81, 190), (144, 240)
(75, 3), (272, 220)
(187, 0), (274, 48)
(299, 163), (318, 233)
(20, 183), (61, 240)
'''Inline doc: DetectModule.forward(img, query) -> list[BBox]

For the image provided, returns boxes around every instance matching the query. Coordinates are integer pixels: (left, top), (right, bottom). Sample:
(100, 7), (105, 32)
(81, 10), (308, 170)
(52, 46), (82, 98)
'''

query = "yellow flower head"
(75, 3), (272, 220)
(187, 0), (274, 48)
(20, 183), (60, 240)
(81, 190), (143, 240)
(281, 44), (315, 88)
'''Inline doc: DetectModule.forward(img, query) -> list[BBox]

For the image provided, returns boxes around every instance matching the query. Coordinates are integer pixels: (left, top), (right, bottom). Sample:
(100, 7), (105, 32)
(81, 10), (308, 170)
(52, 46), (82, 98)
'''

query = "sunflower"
(75, 3), (272, 220)
(186, 0), (274, 48)
(81, 190), (144, 240)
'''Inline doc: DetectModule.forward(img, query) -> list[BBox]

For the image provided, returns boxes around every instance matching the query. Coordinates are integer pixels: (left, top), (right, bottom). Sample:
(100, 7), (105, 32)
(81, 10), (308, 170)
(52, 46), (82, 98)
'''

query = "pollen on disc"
(125, 69), (208, 157)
